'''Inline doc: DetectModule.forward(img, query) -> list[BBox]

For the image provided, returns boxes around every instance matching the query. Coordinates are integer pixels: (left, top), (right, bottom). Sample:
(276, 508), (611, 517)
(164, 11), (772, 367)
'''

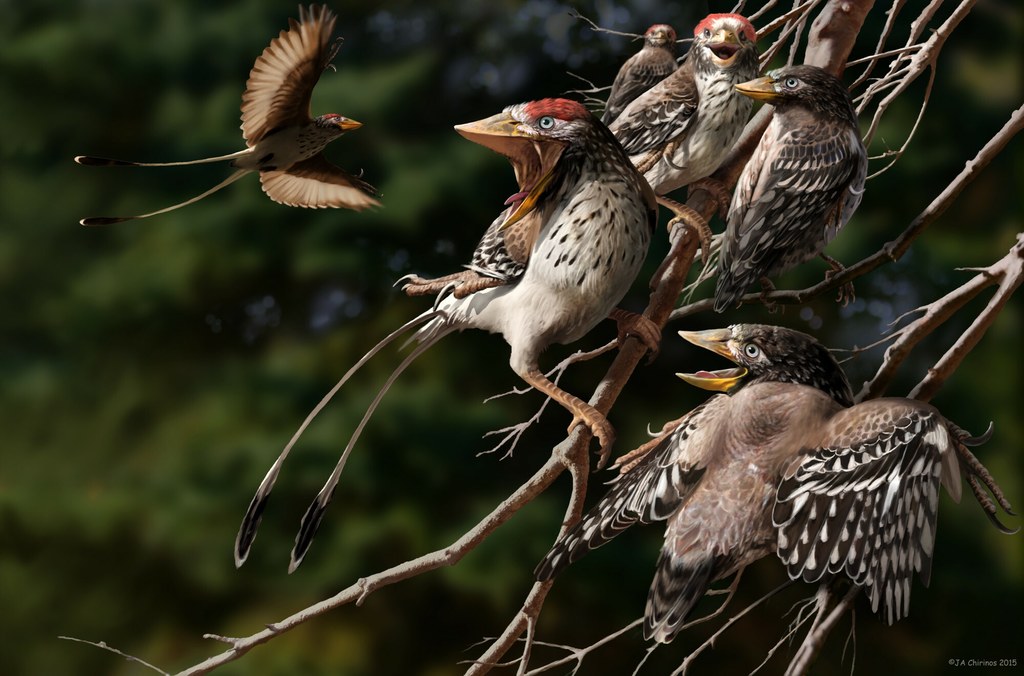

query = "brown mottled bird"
(601, 24), (678, 126)
(235, 98), (658, 572)
(714, 65), (867, 312)
(609, 14), (759, 197)
(537, 325), (1013, 643)
(75, 4), (379, 225)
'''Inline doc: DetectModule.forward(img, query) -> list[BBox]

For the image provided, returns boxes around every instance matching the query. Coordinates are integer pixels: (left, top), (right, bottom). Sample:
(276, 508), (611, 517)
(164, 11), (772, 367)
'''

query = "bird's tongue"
(694, 370), (719, 379)
(504, 189), (530, 206)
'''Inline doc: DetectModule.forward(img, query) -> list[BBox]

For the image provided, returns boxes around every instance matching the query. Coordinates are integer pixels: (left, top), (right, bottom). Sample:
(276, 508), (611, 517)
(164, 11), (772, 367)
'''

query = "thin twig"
(58, 636), (170, 676)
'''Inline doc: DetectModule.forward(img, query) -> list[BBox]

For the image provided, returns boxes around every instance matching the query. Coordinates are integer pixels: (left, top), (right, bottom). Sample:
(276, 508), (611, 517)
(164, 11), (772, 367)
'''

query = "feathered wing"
(241, 4), (339, 145)
(465, 207), (543, 283)
(773, 403), (957, 624)
(602, 49), (678, 125)
(719, 120), (865, 297)
(259, 154), (380, 209)
(535, 399), (723, 581)
(609, 58), (698, 156)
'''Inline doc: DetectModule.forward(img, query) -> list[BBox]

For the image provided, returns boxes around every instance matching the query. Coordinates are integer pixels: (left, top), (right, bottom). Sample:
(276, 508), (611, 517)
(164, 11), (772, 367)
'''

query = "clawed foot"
(688, 177), (731, 222)
(609, 308), (661, 362)
(611, 417), (685, 473)
(401, 270), (507, 299)
(567, 408), (616, 469)
(652, 195), (714, 289)
(758, 277), (780, 313)
(821, 254), (855, 306)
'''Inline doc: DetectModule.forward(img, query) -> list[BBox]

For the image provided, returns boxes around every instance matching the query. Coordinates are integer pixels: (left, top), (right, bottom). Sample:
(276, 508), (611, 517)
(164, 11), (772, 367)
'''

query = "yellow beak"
(734, 76), (779, 102)
(454, 111), (565, 231)
(336, 117), (363, 131)
(675, 328), (748, 392)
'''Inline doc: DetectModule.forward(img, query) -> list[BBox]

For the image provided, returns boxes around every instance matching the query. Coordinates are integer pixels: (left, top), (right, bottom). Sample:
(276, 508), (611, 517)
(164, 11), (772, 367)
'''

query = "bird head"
(454, 98), (594, 230)
(734, 65), (858, 124)
(675, 324), (854, 405)
(314, 113), (363, 133)
(644, 24), (677, 50)
(692, 14), (757, 68)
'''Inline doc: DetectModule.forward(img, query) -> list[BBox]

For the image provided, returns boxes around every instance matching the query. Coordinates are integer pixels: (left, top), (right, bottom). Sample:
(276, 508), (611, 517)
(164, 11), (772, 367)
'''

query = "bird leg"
(688, 177), (732, 221)
(651, 194), (714, 289)
(522, 368), (615, 468)
(950, 430), (1017, 533)
(401, 270), (507, 299)
(759, 277), (780, 313)
(608, 307), (661, 362)
(821, 253), (855, 306)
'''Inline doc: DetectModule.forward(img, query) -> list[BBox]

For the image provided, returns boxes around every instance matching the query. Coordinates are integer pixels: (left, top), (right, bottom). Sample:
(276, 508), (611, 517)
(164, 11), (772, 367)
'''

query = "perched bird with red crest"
(609, 13), (759, 197)
(538, 325), (1014, 644)
(75, 4), (379, 225)
(714, 65), (867, 312)
(234, 98), (659, 572)
(601, 24), (678, 125)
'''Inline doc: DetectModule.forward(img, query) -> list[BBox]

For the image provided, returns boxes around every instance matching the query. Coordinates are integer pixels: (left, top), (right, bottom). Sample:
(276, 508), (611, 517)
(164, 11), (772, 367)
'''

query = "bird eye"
(784, 77), (800, 89)
(744, 344), (761, 359)
(703, 28), (712, 39)
(539, 116), (555, 130)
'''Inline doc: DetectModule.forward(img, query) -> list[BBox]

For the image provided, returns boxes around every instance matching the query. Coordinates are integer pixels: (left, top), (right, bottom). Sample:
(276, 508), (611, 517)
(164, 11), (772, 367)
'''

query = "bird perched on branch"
(714, 65), (867, 312)
(537, 325), (1013, 643)
(601, 24), (678, 126)
(75, 4), (379, 225)
(608, 14), (759, 198)
(235, 98), (659, 572)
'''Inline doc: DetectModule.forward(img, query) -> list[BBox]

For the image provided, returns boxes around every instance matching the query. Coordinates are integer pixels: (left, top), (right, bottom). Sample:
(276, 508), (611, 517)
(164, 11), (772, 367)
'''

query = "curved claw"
(393, 273), (420, 288)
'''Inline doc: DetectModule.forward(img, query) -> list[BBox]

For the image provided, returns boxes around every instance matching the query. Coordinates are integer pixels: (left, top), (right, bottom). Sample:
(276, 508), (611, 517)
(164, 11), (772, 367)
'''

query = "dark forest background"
(1, 1), (1020, 674)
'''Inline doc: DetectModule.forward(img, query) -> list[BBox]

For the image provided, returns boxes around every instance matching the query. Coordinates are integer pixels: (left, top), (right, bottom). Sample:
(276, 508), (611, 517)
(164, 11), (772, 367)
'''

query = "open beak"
(734, 76), (779, 103)
(336, 117), (363, 132)
(675, 328), (748, 392)
(707, 29), (742, 65)
(455, 111), (566, 230)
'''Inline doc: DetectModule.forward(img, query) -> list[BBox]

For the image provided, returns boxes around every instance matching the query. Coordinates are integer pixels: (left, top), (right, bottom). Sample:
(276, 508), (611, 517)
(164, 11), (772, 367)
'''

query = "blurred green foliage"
(0, 1), (1020, 674)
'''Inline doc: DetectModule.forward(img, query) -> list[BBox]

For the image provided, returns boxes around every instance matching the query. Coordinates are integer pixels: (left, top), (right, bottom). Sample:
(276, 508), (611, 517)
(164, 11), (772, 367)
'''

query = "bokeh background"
(1, 1), (1020, 674)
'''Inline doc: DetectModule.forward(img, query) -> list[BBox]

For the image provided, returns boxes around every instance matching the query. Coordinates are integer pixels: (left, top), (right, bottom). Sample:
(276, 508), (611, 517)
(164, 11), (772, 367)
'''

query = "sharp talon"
(394, 273), (419, 288)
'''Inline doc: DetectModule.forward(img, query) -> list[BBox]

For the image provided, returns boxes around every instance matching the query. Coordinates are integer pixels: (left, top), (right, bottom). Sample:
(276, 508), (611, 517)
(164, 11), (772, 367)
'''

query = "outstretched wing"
(609, 58), (697, 156)
(773, 402), (957, 624)
(535, 398), (725, 581)
(241, 4), (339, 146)
(259, 154), (380, 209)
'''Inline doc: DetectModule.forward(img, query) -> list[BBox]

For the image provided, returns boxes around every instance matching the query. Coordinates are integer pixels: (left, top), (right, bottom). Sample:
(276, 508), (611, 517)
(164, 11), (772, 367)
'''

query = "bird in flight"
(75, 4), (380, 226)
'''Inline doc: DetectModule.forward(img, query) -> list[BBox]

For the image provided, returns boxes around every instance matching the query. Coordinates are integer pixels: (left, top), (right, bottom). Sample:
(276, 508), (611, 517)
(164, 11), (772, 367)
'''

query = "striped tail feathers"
(234, 309), (447, 569)
(80, 169), (252, 225)
(644, 551), (724, 643)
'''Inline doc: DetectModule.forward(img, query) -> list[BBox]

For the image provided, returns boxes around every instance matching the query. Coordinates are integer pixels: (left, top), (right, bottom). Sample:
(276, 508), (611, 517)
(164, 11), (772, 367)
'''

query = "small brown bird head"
(454, 98), (599, 230)
(734, 65), (858, 125)
(313, 113), (363, 133)
(643, 24), (677, 50)
(692, 14), (757, 68)
(676, 324), (854, 406)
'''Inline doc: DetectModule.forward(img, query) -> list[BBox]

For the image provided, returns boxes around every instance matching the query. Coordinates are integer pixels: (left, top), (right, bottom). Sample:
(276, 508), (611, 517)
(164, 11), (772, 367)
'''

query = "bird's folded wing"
(241, 5), (339, 146)
(603, 52), (678, 125)
(535, 398), (724, 581)
(730, 124), (864, 271)
(609, 59), (697, 156)
(773, 405), (951, 624)
(260, 154), (380, 210)
(464, 209), (541, 283)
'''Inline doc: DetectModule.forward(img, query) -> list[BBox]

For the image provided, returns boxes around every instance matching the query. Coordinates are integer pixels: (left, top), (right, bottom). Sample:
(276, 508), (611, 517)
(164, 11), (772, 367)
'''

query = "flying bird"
(609, 14), (759, 197)
(537, 325), (1013, 643)
(714, 65), (867, 312)
(601, 24), (678, 126)
(75, 4), (379, 226)
(235, 98), (659, 572)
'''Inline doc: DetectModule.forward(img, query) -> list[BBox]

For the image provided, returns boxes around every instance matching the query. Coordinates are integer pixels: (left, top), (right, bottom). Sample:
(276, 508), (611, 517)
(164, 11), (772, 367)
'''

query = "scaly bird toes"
(688, 177), (731, 221)
(567, 408), (616, 470)
(609, 308), (661, 362)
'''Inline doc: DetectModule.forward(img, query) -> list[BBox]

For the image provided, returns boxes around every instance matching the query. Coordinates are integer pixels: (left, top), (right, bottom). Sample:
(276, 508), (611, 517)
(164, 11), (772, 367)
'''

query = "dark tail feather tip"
(289, 500), (329, 573)
(234, 495), (271, 567)
(75, 155), (135, 166)
(81, 216), (129, 226)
